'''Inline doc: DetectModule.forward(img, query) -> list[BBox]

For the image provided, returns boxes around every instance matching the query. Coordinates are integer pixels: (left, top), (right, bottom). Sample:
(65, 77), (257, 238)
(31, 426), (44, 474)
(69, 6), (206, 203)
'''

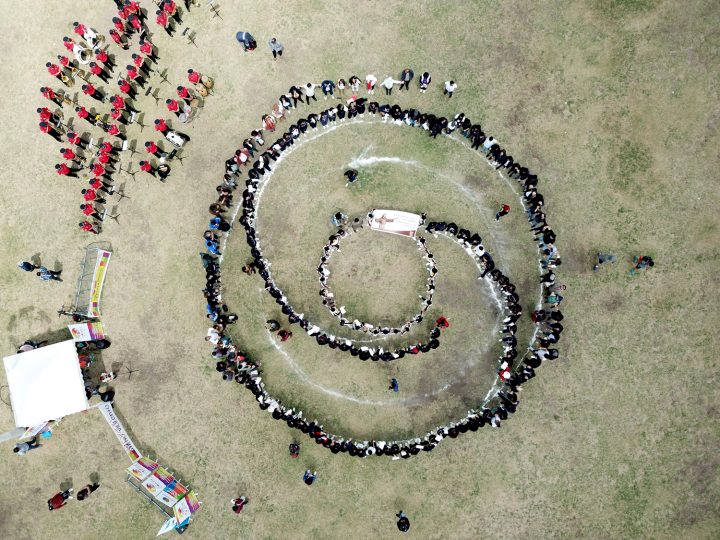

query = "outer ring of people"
(200, 84), (563, 459)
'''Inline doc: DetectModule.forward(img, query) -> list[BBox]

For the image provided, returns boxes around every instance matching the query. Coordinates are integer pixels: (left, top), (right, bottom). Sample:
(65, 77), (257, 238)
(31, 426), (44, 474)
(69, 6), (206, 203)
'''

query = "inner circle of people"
(201, 59), (564, 461)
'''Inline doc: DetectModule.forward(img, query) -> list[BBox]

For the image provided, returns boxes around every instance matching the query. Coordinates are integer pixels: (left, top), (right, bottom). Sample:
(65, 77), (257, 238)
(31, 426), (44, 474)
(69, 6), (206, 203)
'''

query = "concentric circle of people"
(201, 75), (564, 459)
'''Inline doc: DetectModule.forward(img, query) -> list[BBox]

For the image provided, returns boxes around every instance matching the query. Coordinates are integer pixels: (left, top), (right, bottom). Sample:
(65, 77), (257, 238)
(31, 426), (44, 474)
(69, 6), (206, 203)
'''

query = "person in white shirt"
(303, 82), (319, 104)
(365, 74), (377, 95)
(381, 76), (400, 95)
(443, 80), (457, 98)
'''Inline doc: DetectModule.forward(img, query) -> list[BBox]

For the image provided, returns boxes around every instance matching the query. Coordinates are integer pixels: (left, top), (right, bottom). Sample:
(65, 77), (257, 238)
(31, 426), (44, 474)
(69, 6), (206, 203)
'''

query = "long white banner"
(97, 402), (141, 461)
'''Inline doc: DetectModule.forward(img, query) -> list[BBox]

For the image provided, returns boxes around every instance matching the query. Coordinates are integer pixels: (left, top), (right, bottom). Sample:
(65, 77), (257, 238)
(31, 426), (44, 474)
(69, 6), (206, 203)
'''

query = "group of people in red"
(37, 0), (203, 234)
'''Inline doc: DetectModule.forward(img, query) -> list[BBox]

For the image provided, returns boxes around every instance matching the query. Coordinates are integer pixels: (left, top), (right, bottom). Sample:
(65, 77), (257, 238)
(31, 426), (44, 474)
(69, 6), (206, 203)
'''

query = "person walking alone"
(13, 437), (42, 455)
(443, 80), (458, 98)
(17, 261), (40, 273)
(268, 37), (284, 59)
(48, 488), (73, 511)
(37, 266), (62, 282)
(76, 482), (100, 501)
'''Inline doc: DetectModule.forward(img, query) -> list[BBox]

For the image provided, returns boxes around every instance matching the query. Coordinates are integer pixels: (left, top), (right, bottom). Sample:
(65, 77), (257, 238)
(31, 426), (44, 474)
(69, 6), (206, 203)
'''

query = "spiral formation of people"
(0, 1), (716, 538)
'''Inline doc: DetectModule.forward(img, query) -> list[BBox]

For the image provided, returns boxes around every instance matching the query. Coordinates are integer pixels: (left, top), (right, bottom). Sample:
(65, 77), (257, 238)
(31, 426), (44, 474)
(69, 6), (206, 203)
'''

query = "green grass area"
(0, 0), (718, 538)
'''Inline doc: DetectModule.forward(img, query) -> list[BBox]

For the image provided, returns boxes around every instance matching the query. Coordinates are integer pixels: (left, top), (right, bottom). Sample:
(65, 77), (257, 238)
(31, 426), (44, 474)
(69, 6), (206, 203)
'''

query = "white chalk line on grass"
(220, 118), (548, 408)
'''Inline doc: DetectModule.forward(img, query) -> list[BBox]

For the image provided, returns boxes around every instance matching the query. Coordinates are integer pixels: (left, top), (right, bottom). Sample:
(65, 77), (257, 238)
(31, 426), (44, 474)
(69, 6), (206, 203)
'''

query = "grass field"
(0, 0), (719, 538)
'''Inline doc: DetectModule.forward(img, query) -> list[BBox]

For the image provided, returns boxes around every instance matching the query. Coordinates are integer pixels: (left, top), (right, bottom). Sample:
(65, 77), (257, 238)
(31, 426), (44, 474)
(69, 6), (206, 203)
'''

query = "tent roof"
(3, 340), (88, 427)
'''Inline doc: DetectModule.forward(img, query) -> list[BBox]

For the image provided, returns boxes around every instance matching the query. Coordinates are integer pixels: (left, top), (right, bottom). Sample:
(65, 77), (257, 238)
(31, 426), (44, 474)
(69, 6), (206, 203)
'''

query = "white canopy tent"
(3, 340), (88, 428)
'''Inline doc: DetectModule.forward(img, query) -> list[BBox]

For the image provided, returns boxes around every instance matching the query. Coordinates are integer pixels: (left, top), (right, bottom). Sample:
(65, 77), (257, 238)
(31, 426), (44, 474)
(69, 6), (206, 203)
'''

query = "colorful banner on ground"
(369, 210), (422, 237)
(173, 491), (201, 525)
(68, 321), (106, 342)
(22, 421), (53, 439)
(87, 249), (112, 318)
(156, 517), (177, 537)
(97, 401), (141, 461)
(128, 457), (159, 481)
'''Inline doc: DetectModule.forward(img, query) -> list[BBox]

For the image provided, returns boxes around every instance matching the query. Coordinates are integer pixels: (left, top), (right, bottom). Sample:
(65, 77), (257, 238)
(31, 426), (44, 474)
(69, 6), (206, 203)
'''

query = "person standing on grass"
(303, 83), (319, 104)
(17, 261), (40, 272)
(419, 71), (431, 93)
(236, 31), (256, 51)
(302, 470), (317, 486)
(231, 496), (248, 513)
(388, 378), (399, 392)
(630, 255), (654, 275)
(396, 511), (410, 532)
(593, 252), (617, 272)
(13, 437), (42, 455)
(37, 266), (62, 282)
(268, 37), (284, 59)
(443, 80), (457, 98)
(48, 488), (73, 511)
(76, 483), (100, 501)
(321, 80), (335, 99)
(381, 76), (400, 95)
(399, 68), (414, 91)
(365, 74), (377, 95)
(495, 203), (510, 221)
(80, 221), (100, 234)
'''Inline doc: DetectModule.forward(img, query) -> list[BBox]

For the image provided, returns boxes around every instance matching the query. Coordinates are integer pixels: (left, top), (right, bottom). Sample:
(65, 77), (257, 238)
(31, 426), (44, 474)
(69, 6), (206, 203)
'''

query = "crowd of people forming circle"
(199, 67), (565, 459)
(317, 222), (437, 338)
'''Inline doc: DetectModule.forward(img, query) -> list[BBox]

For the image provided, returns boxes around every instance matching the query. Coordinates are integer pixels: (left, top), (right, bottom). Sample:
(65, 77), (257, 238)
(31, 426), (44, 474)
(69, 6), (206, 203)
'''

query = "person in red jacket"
(106, 123), (125, 140)
(82, 83), (105, 102)
(495, 203), (510, 221)
(117, 78), (136, 98)
(62, 36), (76, 52)
(72, 22), (87, 37)
(40, 122), (63, 142)
(154, 118), (169, 134)
(128, 13), (142, 32)
(89, 177), (114, 194)
(80, 204), (103, 220)
(41, 86), (64, 106)
(75, 105), (97, 126)
(89, 61), (110, 83)
(48, 488), (73, 511)
(55, 163), (80, 177)
(46, 62), (67, 84)
(95, 49), (114, 71)
(436, 316), (450, 329)
(37, 107), (55, 123)
(163, 0), (181, 22)
(165, 98), (180, 115)
(81, 188), (106, 204)
(67, 131), (88, 149)
(140, 38), (159, 63)
(145, 141), (161, 157)
(187, 69), (201, 84)
(109, 29), (128, 49)
(91, 162), (108, 178)
(131, 53), (150, 75)
(79, 220), (100, 234)
(126, 65), (145, 87)
(111, 16), (125, 33)
(176, 85), (194, 104)
(99, 141), (118, 155)
(139, 160), (157, 176)
(60, 147), (85, 165)
(111, 107), (129, 125)
(57, 54), (75, 70)
(110, 94), (138, 114)
(155, 10), (173, 36)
